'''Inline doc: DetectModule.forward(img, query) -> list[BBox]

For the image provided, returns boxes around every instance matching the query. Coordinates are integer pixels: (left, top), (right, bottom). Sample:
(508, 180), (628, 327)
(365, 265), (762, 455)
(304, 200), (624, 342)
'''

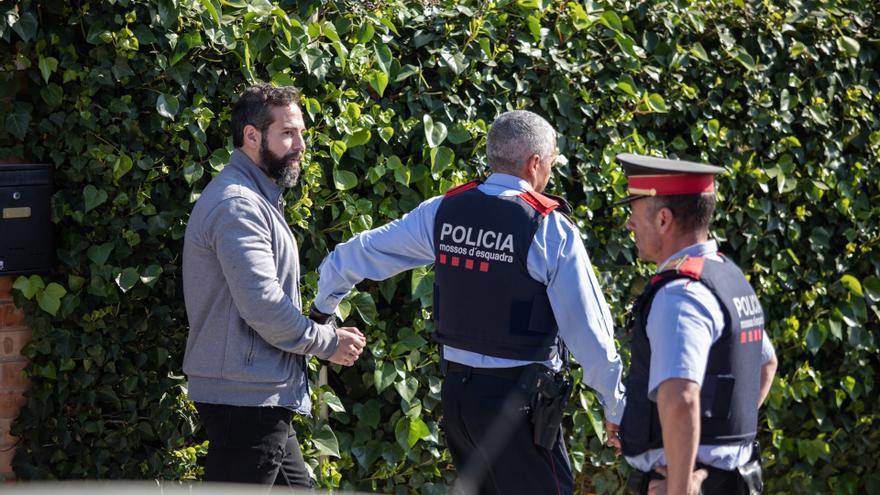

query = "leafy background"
(1, 0), (878, 493)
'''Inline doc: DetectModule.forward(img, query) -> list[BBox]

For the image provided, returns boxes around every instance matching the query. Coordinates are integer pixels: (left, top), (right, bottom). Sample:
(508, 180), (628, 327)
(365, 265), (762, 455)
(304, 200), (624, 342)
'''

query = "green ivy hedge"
(2, 0), (878, 493)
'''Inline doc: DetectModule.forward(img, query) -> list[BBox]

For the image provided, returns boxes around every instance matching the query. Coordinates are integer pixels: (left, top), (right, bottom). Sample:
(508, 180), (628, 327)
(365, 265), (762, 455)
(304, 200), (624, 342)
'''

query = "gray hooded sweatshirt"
(182, 149), (338, 415)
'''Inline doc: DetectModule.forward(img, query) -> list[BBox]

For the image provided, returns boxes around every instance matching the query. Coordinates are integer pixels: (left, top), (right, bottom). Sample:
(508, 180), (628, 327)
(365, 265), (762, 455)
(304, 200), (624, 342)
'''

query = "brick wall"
(0, 276), (30, 481)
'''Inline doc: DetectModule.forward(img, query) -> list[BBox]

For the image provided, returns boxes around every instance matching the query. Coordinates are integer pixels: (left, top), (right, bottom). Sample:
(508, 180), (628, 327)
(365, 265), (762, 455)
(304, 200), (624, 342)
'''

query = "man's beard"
(259, 135), (301, 188)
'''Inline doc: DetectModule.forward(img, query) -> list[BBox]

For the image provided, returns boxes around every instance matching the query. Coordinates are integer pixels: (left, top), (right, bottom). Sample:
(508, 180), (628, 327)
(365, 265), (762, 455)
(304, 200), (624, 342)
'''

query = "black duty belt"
(443, 361), (528, 380)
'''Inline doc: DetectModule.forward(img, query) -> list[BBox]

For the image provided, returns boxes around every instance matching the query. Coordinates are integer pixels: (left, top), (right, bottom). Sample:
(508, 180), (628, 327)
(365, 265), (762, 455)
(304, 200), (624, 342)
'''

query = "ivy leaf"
(87, 243), (115, 266)
(408, 418), (431, 447)
(439, 49), (467, 75)
(526, 14), (541, 42)
(13, 275), (41, 300)
(394, 376), (419, 402)
(311, 424), (340, 458)
(11, 11), (38, 42)
(615, 33), (643, 59)
(393, 328), (428, 355)
(367, 69), (388, 97)
(83, 185), (108, 212)
(140, 264), (163, 286)
(374, 43), (393, 75)
(197, 0), (222, 26)
(379, 127), (394, 143)
(374, 361), (397, 393)
(447, 124), (471, 144)
(38, 56), (58, 83)
(353, 400), (381, 428)
(646, 93), (668, 113)
(616, 80), (637, 97)
(863, 276), (880, 303)
(423, 115), (447, 148)
(182, 161), (203, 185)
(157, 0), (180, 29)
(734, 49), (757, 71)
(156, 93), (180, 120)
(333, 169), (358, 191)
(301, 47), (326, 77)
(349, 214), (373, 235)
(430, 146), (454, 174)
(321, 390), (346, 413)
(350, 291), (378, 325)
(395, 416), (430, 450)
(345, 129), (371, 147)
(5, 103), (32, 140)
(690, 42), (710, 62)
(36, 362), (57, 380)
(840, 274), (863, 297)
(411, 266), (434, 301)
(39, 83), (63, 108)
(37, 283), (67, 316)
(600, 11), (623, 33)
(357, 23), (375, 43)
(115, 267), (140, 293)
(805, 322), (827, 355)
(836, 36), (860, 57)
(394, 166), (410, 187)
(329, 140), (347, 164)
(113, 155), (134, 183)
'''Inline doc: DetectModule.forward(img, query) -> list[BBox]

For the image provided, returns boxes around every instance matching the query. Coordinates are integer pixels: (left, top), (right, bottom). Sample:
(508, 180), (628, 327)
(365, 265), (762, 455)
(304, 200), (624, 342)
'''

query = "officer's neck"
(655, 229), (709, 266)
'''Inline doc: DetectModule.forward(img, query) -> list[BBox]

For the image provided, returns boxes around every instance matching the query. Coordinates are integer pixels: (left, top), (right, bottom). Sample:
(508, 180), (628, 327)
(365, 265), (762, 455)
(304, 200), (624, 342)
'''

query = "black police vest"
(431, 181), (562, 361)
(620, 254), (765, 457)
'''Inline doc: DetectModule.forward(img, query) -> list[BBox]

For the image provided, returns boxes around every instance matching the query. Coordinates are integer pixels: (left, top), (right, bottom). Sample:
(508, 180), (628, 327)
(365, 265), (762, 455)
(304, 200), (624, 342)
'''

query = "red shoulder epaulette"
(518, 190), (560, 217)
(677, 256), (705, 279)
(444, 180), (481, 197)
(650, 255), (705, 285)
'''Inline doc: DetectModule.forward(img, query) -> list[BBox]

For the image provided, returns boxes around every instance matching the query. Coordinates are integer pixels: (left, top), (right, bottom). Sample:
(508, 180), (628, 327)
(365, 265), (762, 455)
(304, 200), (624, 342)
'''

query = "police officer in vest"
(309, 110), (626, 494)
(615, 154), (778, 495)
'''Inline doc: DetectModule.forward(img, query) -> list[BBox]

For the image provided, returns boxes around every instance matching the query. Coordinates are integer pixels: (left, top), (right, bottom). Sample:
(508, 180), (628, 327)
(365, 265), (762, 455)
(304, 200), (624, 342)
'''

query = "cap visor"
(613, 194), (646, 206)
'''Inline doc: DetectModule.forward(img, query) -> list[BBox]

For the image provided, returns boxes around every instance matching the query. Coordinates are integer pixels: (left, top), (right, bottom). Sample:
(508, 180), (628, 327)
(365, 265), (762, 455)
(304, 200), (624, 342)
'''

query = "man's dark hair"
(652, 193), (716, 232)
(231, 84), (301, 147)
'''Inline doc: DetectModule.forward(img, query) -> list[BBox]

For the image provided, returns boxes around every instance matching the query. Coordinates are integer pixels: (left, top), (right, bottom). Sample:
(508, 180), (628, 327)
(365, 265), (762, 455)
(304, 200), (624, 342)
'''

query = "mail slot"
(0, 164), (53, 276)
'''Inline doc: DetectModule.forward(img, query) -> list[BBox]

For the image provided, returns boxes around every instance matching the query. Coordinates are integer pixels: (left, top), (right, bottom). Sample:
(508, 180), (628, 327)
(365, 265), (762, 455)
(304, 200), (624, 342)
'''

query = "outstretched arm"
(313, 196), (442, 314)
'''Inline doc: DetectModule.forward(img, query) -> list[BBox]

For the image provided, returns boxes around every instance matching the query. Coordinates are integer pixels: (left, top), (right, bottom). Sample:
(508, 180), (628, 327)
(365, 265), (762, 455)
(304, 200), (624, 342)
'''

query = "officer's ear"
(522, 153), (542, 182)
(655, 205), (676, 233)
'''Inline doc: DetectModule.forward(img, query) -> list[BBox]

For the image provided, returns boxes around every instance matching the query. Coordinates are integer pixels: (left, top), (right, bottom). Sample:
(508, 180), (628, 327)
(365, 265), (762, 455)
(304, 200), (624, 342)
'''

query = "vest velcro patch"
(518, 190), (559, 216)
(444, 180), (481, 197)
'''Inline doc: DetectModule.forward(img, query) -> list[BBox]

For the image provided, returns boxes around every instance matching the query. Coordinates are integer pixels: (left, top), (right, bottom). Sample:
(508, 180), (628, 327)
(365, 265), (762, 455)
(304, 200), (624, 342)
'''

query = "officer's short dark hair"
(231, 84), (301, 147)
(653, 193), (716, 232)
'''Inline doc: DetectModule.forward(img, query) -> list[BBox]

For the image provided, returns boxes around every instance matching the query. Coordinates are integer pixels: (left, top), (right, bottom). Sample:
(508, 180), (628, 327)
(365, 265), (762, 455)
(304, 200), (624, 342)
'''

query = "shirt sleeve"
(206, 197), (338, 359)
(530, 212), (626, 424)
(760, 330), (776, 364)
(314, 196), (443, 313)
(645, 280), (725, 401)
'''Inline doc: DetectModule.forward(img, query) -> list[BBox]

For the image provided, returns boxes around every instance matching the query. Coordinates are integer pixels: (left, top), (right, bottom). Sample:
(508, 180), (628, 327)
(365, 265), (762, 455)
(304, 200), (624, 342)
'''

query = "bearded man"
(181, 84), (365, 487)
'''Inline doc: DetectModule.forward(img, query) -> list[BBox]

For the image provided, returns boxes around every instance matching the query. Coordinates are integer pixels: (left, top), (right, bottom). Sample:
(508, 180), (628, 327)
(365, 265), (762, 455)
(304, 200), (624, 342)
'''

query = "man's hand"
(647, 466), (708, 495)
(605, 421), (622, 456)
(327, 327), (366, 366)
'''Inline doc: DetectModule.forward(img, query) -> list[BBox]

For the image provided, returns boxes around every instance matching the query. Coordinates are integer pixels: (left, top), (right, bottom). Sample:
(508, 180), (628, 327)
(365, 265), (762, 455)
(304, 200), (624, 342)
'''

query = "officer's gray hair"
(487, 110), (556, 174)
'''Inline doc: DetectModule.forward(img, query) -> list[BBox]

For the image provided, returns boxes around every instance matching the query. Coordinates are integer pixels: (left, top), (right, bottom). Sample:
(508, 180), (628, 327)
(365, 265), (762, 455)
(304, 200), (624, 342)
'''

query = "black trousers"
(628, 465), (745, 495)
(195, 402), (312, 488)
(441, 367), (574, 495)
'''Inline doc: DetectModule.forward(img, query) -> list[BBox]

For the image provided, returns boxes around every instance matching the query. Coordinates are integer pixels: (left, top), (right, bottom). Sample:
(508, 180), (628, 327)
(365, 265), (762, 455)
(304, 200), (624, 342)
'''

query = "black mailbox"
(0, 164), (54, 276)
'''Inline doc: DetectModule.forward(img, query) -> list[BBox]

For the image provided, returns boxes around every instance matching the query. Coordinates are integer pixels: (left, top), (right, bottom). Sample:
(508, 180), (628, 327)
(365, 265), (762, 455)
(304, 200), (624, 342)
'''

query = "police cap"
(615, 153), (725, 205)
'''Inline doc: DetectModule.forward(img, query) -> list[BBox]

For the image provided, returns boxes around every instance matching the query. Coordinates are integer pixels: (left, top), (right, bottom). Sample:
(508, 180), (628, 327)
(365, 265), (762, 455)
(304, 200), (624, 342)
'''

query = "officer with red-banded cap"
(615, 154), (778, 495)
(309, 110), (626, 494)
